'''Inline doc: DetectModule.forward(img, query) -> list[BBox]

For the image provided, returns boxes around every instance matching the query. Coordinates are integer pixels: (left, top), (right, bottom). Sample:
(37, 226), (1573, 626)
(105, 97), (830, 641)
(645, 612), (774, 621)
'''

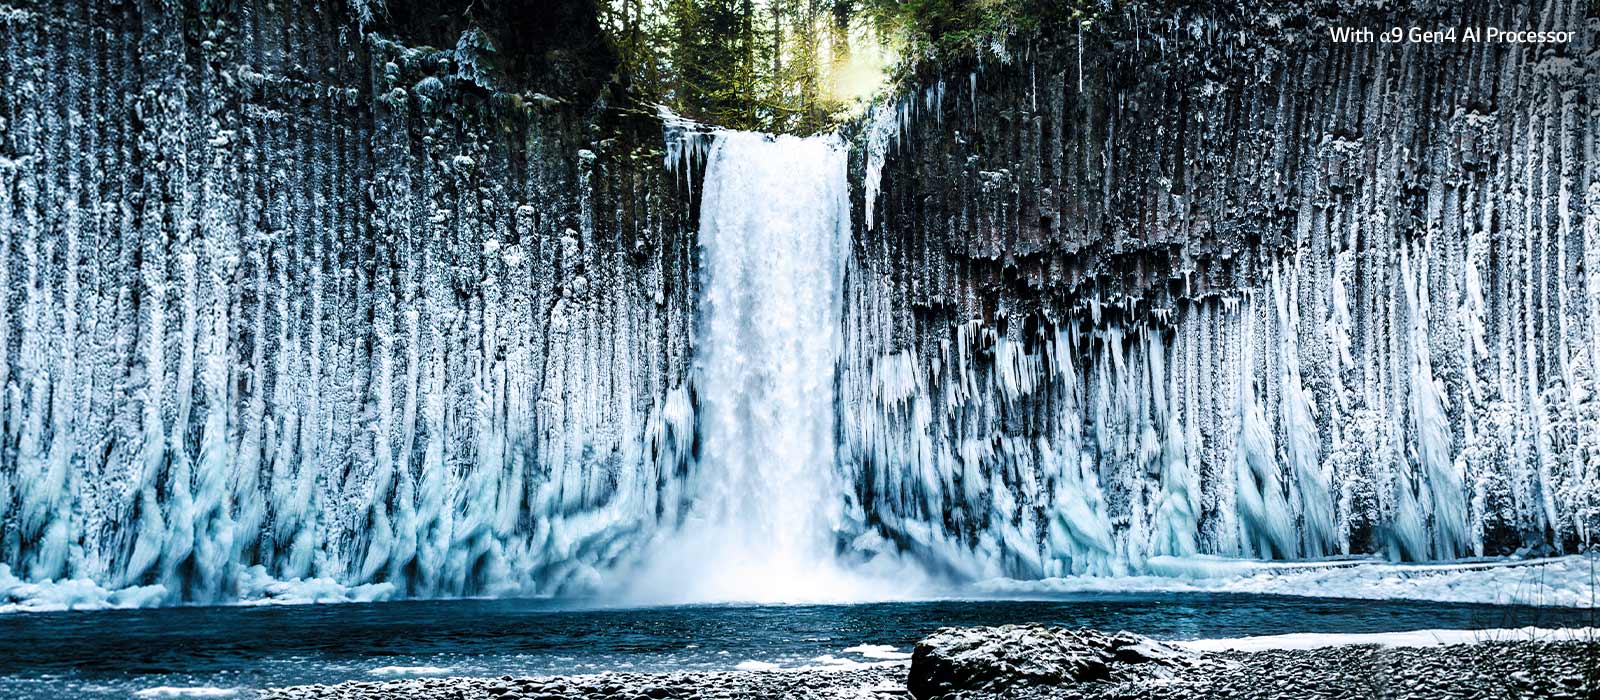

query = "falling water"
(626, 130), (897, 603)
(1, 0), (1591, 611)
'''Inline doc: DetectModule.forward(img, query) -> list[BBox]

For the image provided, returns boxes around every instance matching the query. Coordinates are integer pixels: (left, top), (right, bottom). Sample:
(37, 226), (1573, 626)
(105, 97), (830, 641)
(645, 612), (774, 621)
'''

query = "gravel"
(259, 634), (1600, 699)
(255, 666), (909, 700)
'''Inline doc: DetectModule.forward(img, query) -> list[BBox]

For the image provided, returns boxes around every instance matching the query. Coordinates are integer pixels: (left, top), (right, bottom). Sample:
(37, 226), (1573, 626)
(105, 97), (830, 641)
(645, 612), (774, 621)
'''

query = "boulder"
(906, 625), (1195, 699)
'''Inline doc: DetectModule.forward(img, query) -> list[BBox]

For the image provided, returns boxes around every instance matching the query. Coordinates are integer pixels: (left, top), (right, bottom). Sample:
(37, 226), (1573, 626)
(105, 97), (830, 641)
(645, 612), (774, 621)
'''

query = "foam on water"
(842, 644), (914, 660)
(367, 666), (455, 677)
(132, 689), (239, 699)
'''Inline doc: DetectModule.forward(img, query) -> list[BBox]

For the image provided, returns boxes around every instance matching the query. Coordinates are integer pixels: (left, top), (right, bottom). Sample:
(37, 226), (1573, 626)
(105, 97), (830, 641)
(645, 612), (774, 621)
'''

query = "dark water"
(0, 593), (1590, 699)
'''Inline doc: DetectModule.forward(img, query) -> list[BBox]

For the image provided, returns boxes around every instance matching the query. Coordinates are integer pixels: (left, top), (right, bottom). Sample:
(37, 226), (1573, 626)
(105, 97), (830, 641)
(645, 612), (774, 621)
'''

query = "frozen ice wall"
(0, 0), (1595, 608)
(839, 0), (1598, 577)
(0, 1), (701, 604)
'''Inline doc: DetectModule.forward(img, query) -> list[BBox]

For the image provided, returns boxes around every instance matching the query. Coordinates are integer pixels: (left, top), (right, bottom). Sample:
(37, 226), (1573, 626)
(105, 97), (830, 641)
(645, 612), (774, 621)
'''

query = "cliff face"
(0, 0), (698, 600)
(841, 0), (1598, 576)
(0, 0), (1595, 606)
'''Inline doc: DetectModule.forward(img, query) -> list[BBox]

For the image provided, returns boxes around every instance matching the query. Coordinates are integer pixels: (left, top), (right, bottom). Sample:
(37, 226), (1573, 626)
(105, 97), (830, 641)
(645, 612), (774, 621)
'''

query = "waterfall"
(625, 130), (905, 603)
(1, 0), (1591, 613)
(694, 130), (849, 584)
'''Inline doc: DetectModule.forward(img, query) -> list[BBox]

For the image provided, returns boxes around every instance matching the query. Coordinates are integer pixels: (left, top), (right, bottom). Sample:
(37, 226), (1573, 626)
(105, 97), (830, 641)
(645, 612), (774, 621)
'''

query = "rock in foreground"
(261, 632), (1600, 699)
(257, 666), (908, 700)
(907, 625), (1197, 698)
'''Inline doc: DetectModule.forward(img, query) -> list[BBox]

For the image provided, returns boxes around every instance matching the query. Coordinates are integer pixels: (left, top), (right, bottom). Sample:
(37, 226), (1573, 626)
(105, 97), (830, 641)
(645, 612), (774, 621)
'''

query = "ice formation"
(0, 0), (1594, 609)
(833, 0), (1598, 585)
(837, 250), (1600, 581)
(0, 6), (702, 605)
(974, 554), (1600, 608)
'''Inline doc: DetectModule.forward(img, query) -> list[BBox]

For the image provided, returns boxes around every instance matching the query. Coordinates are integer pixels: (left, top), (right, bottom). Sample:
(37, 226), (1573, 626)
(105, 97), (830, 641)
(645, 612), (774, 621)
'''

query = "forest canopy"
(598, 0), (1100, 133)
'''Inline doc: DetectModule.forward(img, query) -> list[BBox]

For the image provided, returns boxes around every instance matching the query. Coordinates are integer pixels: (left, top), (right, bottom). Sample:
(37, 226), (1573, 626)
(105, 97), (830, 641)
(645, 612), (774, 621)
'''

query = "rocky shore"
(258, 625), (1600, 700)
(255, 666), (908, 700)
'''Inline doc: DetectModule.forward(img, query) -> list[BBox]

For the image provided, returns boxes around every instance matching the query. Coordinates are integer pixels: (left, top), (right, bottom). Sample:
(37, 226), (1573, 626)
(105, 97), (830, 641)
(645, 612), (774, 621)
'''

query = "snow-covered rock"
(906, 625), (1197, 698)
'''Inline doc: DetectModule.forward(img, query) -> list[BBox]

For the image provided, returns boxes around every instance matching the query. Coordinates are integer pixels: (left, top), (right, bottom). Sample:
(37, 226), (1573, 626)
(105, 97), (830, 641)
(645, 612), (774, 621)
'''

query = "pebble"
(257, 638), (1599, 699)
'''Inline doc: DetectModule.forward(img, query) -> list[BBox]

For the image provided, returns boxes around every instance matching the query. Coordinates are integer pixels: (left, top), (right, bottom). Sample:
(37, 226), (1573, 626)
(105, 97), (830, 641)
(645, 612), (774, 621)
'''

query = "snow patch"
(976, 555), (1600, 608)
(1178, 626), (1600, 652)
(741, 657), (909, 673)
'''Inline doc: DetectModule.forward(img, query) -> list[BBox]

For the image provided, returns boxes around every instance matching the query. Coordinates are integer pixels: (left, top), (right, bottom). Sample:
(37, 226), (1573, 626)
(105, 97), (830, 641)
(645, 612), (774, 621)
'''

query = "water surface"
(0, 592), (1588, 699)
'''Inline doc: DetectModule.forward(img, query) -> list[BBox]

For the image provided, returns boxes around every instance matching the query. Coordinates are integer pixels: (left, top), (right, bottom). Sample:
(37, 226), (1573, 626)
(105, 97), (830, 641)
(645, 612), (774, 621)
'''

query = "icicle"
(863, 99), (901, 232)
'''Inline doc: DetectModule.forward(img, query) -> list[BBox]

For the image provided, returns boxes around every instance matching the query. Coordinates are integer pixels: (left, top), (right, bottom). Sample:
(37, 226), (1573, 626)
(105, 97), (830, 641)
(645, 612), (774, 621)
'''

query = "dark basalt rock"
(256, 635), (1600, 699)
(906, 624), (1196, 699)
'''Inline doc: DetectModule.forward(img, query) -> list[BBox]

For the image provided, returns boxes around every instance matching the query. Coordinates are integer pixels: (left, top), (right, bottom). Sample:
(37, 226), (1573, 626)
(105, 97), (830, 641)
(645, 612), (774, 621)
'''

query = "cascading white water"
(626, 129), (904, 604)
(696, 130), (848, 598)
(2, 2), (1594, 615)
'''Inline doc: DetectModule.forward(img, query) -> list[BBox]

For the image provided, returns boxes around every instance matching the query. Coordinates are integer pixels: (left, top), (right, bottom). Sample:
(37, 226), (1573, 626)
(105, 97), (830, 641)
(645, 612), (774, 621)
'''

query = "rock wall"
(1, 0), (1595, 606)
(841, 0), (1599, 577)
(0, 0), (698, 601)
